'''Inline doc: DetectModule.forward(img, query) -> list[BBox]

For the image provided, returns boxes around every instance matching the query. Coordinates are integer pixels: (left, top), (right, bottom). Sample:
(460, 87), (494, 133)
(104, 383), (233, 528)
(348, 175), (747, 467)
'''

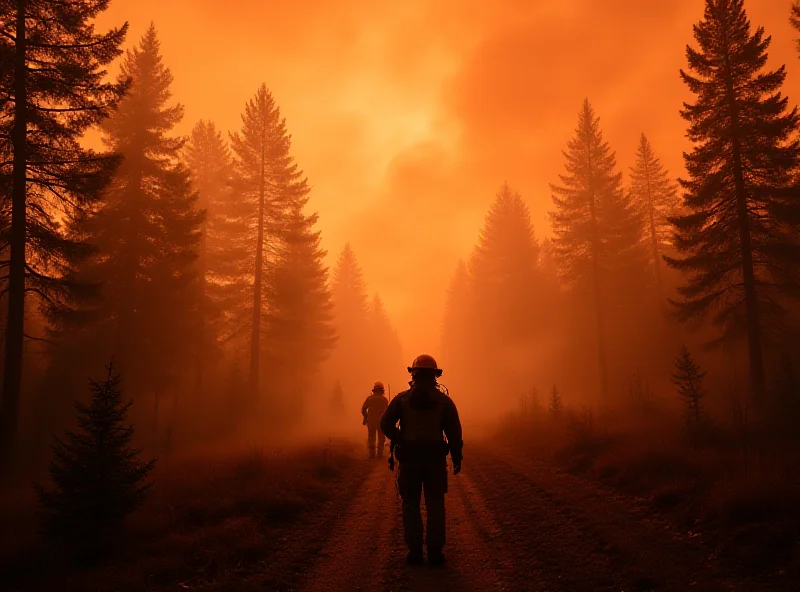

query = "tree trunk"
(248, 127), (266, 397)
(0, 1), (27, 476)
(724, 54), (766, 399)
(589, 225), (610, 402)
(643, 158), (663, 297)
(194, 211), (208, 399)
(585, 136), (610, 402)
(152, 389), (160, 437)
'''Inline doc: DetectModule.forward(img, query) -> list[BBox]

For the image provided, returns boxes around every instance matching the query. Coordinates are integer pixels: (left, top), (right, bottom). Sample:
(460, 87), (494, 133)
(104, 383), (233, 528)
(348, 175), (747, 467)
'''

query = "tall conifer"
(184, 120), (238, 391)
(263, 203), (335, 402)
(550, 100), (646, 399)
(629, 134), (679, 295)
(668, 0), (800, 397)
(64, 25), (202, 424)
(329, 244), (370, 394)
(367, 294), (404, 388)
(230, 84), (307, 397)
(470, 182), (540, 346)
(0, 0), (127, 470)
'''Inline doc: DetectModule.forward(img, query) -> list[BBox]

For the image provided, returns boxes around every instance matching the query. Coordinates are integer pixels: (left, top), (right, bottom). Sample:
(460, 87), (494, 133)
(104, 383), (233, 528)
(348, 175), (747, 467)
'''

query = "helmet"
(407, 354), (443, 377)
(372, 381), (385, 393)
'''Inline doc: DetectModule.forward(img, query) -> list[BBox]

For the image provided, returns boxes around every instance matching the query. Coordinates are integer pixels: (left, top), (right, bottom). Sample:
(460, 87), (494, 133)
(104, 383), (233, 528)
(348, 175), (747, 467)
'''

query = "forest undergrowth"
(0, 439), (361, 592)
(504, 397), (800, 579)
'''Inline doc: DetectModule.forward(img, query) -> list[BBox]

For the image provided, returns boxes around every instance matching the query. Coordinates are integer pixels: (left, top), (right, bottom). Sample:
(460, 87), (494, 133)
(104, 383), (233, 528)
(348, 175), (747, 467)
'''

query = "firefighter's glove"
(362, 417), (367, 425)
(452, 461), (462, 476)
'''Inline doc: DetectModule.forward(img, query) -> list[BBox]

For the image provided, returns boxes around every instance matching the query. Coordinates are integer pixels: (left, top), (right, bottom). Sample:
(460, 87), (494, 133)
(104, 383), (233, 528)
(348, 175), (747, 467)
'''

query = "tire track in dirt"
(282, 442), (769, 591)
(453, 467), (549, 590)
(297, 461), (398, 591)
(394, 465), (508, 592)
(295, 458), (510, 592)
(467, 443), (743, 591)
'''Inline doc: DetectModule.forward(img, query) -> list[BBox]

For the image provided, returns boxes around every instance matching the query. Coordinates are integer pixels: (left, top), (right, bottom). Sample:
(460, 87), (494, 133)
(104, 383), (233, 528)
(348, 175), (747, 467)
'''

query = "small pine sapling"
(549, 384), (562, 415)
(35, 362), (156, 558)
(330, 381), (345, 414)
(671, 346), (706, 427)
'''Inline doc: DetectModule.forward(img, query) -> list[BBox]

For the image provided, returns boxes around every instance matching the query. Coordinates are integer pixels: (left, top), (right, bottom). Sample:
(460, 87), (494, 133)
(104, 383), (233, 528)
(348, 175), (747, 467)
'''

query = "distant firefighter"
(361, 382), (389, 459)
(380, 354), (463, 567)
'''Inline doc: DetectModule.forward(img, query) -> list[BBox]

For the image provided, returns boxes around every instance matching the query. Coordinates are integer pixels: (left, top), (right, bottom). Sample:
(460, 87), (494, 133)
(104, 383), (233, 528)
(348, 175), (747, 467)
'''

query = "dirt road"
(268, 442), (784, 591)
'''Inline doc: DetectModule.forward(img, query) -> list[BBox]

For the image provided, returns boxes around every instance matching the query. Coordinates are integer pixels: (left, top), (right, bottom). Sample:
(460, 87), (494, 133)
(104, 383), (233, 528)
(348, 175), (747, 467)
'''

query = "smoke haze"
(89, 1), (796, 354)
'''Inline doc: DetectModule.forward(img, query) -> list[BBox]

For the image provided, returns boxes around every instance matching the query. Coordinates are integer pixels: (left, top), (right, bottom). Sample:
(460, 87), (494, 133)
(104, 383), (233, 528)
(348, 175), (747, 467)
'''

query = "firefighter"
(361, 381), (389, 459)
(380, 354), (463, 566)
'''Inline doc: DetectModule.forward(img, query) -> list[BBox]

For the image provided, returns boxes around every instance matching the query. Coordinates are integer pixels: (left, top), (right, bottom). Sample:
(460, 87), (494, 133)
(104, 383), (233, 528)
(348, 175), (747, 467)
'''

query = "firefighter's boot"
(407, 547), (423, 565)
(428, 547), (445, 567)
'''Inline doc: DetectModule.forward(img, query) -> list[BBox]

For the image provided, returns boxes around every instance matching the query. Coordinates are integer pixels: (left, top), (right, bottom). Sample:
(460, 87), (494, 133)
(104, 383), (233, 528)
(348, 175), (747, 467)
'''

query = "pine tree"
(671, 346), (706, 425)
(470, 182), (540, 346)
(184, 120), (239, 392)
(262, 203), (335, 403)
(62, 25), (202, 422)
(667, 0), (800, 398)
(629, 134), (679, 295)
(520, 386), (539, 414)
(550, 100), (646, 399)
(440, 260), (474, 396)
(367, 294), (404, 389)
(329, 243), (370, 394)
(330, 380), (344, 414)
(0, 0), (128, 472)
(230, 84), (307, 397)
(331, 243), (369, 328)
(549, 385), (562, 414)
(441, 260), (472, 356)
(792, 2), (800, 53)
(35, 362), (156, 556)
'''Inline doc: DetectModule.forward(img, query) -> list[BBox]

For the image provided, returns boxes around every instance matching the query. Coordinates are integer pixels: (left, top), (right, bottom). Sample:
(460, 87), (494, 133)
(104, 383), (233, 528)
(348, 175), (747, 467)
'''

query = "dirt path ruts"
(290, 443), (770, 591)
(466, 443), (745, 591)
(295, 458), (508, 592)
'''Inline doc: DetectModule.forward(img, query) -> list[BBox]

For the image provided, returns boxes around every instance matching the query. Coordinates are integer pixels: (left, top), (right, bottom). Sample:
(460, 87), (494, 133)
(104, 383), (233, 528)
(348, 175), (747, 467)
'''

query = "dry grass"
(1, 438), (360, 592)
(505, 406), (800, 578)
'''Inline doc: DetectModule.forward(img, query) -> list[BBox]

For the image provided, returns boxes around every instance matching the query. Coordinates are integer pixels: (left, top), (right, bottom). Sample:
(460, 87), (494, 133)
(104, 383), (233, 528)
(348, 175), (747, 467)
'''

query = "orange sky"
(97, 0), (800, 357)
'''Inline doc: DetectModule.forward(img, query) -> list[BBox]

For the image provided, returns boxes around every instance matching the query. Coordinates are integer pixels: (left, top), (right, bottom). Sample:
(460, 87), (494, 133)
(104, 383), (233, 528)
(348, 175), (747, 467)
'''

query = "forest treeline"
(443, 0), (800, 422)
(3, 0), (800, 474)
(0, 5), (403, 474)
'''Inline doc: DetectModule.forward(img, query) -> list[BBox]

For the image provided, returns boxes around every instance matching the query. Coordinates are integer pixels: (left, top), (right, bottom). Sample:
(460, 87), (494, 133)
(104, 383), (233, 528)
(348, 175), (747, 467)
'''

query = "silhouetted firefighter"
(380, 355), (463, 567)
(361, 381), (389, 458)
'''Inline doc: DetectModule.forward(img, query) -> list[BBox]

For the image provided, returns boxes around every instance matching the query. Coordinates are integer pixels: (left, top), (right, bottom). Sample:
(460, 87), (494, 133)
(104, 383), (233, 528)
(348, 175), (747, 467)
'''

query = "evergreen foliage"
(184, 120), (238, 364)
(628, 134), (679, 294)
(0, 0), (128, 471)
(63, 25), (202, 417)
(671, 346), (706, 425)
(470, 182), (540, 346)
(550, 100), (647, 398)
(35, 362), (156, 556)
(229, 84), (308, 396)
(667, 0), (800, 397)
(549, 385), (562, 414)
(263, 203), (336, 400)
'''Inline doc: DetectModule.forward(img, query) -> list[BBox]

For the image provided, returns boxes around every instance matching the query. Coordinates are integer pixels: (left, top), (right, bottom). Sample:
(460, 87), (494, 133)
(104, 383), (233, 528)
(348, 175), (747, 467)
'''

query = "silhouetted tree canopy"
(629, 134), (680, 295)
(63, 25), (203, 420)
(0, 0), (128, 470)
(667, 0), (800, 396)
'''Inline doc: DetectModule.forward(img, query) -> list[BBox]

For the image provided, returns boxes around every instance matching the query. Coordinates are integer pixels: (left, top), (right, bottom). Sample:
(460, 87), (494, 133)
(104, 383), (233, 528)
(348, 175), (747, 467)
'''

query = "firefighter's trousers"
(367, 424), (385, 456)
(398, 458), (448, 550)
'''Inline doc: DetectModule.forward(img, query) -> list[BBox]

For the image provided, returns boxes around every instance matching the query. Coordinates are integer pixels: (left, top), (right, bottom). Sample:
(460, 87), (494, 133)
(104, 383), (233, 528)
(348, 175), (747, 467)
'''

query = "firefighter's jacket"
(361, 393), (389, 427)
(379, 383), (463, 463)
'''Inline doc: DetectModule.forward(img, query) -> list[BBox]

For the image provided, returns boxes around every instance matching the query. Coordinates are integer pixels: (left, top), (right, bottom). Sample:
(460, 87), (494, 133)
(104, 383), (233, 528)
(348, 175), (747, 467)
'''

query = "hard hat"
(407, 354), (443, 376)
(372, 381), (385, 393)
